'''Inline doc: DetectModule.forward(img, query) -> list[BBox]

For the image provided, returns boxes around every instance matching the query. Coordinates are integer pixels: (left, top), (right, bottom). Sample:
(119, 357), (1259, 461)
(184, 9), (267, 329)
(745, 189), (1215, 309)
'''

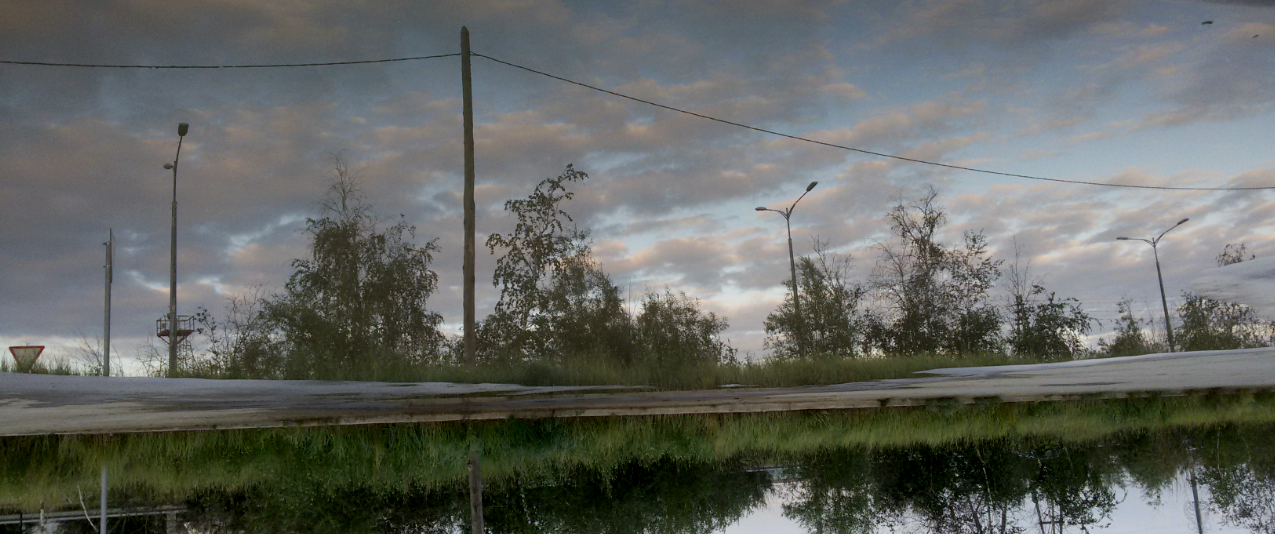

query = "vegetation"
(1097, 299), (1161, 357)
(863, 188), (1005, 356)
(0, 356), (78, 375)
(4, 393), (1275, 522)
(1175, 244), (1275, 352)
(269, 159), (446, 378)
(157, 162), (739, 385)
(35, 158), (1252, 387)
(29, 421), (1272, 534)
(765, 241), (865, 359)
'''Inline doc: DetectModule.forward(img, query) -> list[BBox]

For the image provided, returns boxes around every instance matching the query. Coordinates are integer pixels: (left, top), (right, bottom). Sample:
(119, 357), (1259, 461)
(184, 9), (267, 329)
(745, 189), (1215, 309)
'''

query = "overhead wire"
(4, 49), (1272, 191)
(472, 52), (1275, 192)
(0, 53), (459, 69)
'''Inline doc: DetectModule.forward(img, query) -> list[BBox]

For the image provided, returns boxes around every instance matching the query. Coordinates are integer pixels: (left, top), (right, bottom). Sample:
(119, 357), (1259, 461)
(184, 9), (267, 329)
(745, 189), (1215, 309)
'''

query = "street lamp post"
(756, 181), (818, 355)
(1116, 217), (1189, 352)
(163, 122), (188, 376)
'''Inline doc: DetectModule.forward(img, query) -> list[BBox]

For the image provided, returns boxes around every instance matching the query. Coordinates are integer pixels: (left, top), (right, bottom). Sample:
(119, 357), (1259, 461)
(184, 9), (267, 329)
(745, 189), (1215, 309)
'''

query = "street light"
(165, 122), (188, 376)
(1116, 217), (1189, 352)
(756, 181), (818, 354)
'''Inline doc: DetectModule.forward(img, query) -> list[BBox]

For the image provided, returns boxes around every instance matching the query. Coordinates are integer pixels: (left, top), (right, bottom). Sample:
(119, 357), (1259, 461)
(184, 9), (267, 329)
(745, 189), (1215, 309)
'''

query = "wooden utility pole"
(468, 451), (484, 534)
(103, 229), (113, 377)
(1190, 463), (1204, 534)
(461, 26), (477, 364)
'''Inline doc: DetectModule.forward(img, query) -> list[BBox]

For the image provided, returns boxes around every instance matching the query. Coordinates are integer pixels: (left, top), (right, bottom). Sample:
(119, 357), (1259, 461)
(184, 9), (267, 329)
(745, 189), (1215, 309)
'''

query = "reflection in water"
(3, 422), (1275, 533)
(784, 440), (1123, 533)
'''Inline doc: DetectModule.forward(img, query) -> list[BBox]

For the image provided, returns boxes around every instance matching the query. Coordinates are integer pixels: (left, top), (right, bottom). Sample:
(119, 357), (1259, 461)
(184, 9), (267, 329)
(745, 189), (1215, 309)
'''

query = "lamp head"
(1116, 237), (1129, 241)
(806, 181), (818, 192)
(177, 123), (189, 137)
(1177, 217), (1190, 225)
(755, 207), (767, 211)
(163, 163), (174, 170)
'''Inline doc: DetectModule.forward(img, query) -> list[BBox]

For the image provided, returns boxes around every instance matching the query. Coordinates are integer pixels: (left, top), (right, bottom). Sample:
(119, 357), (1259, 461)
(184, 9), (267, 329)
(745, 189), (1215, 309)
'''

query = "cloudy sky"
(3, 0), (1274, 370)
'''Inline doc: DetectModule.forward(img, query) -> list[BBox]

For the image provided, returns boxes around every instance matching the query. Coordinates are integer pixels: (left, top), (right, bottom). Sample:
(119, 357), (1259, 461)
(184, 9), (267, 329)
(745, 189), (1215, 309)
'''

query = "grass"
(3, 390), (1274, 511)
(0, 355), (83, 375)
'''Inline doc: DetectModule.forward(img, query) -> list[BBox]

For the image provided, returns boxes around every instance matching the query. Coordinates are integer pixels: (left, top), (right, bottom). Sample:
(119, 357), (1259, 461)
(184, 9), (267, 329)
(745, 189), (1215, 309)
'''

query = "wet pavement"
(1, 348), (1272, 435)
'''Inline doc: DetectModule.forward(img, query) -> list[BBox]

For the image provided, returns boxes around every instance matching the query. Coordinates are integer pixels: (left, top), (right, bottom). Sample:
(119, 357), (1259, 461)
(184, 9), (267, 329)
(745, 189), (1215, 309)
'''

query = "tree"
(535, 253), (635, 364)
(635, 288), (736, 368)
(267, 158), (445, 379)
(1004, 244), (1094, 360)
(486, 165), (592, 331)
(1006, 288), (1093, 361)
(1097, 300), (1158, 357)
(1218, 242), (1254, 267)
(765, 240), (865, 359)
(482, 164), (633, 363)
(194, 288), (283, 379)
(1176, 243), (1274, 352)
(865, 189), (1003, 356)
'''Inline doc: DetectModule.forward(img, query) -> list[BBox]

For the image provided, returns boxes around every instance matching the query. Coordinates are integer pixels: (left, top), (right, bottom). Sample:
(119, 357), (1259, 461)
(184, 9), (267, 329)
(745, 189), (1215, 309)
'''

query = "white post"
(103, 230), (113, 376)
(99, 466), (107, 533)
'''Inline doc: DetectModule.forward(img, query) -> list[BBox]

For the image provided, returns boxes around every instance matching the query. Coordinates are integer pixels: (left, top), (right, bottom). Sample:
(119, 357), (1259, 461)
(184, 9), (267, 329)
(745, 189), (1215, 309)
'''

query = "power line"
(0, 53), (459, 69)
(473, 53), (1275, 192)
(6, 49), (1273, 191)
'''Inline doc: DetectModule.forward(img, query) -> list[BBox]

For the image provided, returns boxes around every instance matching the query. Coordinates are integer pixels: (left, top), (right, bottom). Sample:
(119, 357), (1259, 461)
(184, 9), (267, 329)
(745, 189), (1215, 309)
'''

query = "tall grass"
(0, 355), (82, 375)
(3, 391), (1274, 511)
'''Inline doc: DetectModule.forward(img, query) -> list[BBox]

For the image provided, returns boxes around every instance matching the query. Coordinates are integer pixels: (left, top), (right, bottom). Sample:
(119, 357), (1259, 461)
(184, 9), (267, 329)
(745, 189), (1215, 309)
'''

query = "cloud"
(877, 0), (1128, 49)
(1014, 115), (1088, 136)
(4, 0), (1275, 362)
(1131, 21), (1275, 130)
(1196, 0), (1275, 6)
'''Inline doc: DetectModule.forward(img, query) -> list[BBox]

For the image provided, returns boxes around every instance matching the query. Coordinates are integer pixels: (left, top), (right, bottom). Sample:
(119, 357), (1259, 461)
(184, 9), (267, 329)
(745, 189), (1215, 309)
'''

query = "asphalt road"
(2, 348), (1273, 436)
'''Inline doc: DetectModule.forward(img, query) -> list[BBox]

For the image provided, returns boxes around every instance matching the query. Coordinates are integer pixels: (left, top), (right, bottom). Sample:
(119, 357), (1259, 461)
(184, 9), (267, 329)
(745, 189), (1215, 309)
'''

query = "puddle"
(3, 398), (1273, 533)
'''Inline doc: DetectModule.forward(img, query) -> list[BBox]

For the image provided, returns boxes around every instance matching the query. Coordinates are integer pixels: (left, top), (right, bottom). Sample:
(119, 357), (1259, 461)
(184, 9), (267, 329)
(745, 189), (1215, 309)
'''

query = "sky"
(719, 471), (1240, 534)
(3, 0), (1275, 371)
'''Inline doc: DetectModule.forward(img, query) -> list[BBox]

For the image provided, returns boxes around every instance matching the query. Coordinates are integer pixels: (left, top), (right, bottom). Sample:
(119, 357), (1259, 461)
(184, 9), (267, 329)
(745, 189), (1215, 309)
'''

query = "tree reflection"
(1025, 443), (1121, 533)
(871, 441), (1032, 534)
(779, 439), (1124, 534)
(782, 448), (880, 534)
(1199, 424), (1275, 533)
(32, 423), (1275, 533)
(483, 457), (771, 534)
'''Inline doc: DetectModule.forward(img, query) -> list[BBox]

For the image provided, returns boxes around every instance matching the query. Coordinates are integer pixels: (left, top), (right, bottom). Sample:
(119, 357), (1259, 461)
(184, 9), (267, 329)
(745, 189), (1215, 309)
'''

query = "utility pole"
(1190, 457), (1205, 534)
(103, 230), (113, 377)
(461, 27), (477, 364)
(468, 451), (484, 534)
(166, 122), (188, 376)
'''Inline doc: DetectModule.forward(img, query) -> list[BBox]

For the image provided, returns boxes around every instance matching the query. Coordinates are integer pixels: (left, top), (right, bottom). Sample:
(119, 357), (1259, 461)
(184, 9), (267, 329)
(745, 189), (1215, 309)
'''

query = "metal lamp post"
(1117, 217), (1189, 352)
(163, 122), (188, 376)
(756, 181), (818, 354)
